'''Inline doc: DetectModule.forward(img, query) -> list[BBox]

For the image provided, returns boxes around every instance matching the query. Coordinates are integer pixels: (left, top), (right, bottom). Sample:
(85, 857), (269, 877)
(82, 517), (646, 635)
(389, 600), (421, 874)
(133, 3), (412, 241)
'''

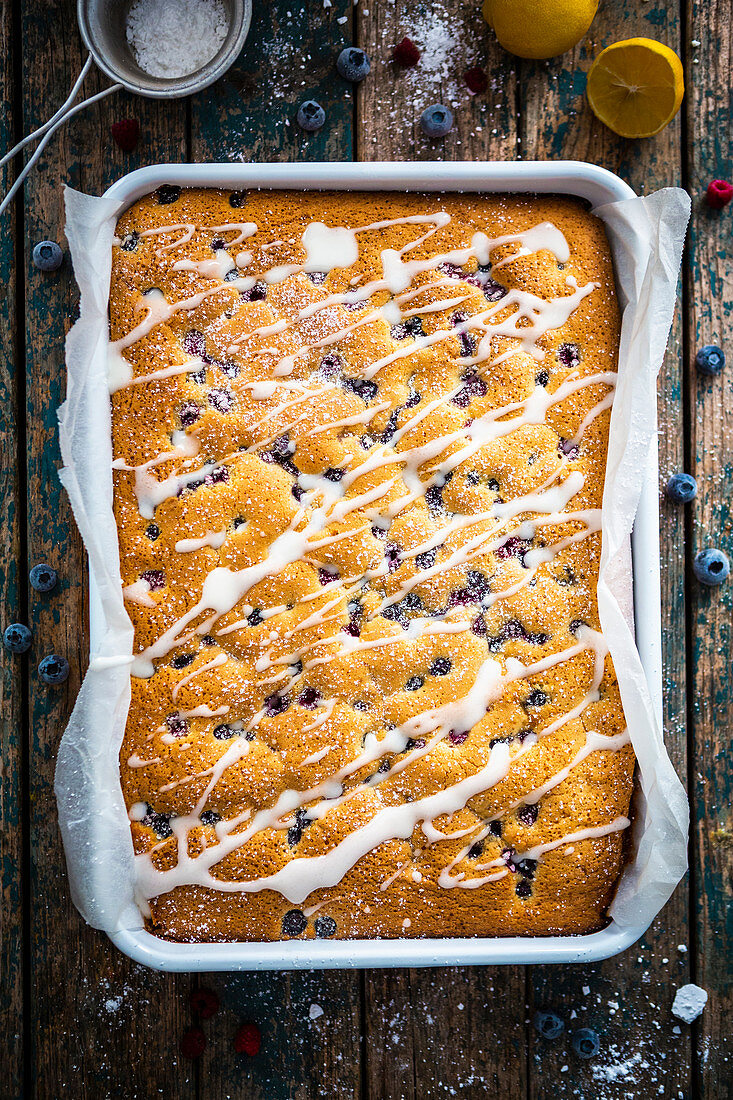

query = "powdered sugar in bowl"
(77, 0), (251, 99)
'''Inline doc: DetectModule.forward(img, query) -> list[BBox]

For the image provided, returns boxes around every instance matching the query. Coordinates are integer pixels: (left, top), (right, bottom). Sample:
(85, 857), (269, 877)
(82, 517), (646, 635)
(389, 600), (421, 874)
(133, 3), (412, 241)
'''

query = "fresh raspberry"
(234, 1022), (261, 1056)
(464, 66), (488, 94)
(111, 118), (140, 152)
(706, 179), (733, 209)
(393, 37), (420, 68)
(180, 1026), (206, 1059)
(190, 987), (220, 1020)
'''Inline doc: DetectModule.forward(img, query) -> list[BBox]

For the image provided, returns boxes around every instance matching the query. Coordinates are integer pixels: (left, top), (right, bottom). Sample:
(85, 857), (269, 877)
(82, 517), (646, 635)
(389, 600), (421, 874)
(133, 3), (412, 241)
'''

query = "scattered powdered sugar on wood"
(408, 6), (462, 99)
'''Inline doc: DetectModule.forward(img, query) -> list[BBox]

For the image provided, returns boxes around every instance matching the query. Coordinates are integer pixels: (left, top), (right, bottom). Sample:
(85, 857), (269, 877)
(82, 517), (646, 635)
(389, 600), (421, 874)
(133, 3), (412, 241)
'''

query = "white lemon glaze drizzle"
(113, 210), (626, 904)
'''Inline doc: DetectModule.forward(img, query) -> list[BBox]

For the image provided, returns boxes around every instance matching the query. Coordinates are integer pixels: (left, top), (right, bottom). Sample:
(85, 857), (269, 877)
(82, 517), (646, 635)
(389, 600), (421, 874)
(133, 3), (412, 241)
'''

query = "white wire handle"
(0, 54), (122, 219)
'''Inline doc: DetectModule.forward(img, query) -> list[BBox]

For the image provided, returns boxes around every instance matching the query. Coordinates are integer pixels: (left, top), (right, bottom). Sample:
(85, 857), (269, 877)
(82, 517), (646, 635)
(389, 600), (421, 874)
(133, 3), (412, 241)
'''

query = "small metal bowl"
(77, 0), (251, 99)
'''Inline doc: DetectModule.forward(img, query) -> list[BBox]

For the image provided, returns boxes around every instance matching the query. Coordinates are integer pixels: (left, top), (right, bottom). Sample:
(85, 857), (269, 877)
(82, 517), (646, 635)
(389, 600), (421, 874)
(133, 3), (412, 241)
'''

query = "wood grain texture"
(685, 2), (733, 1096)
(364, 966), (527, 1100)
(357, 0), (518, 163)
(0, 2), (24, 1096)
(520, 1), (693, 1094)
(19, 4), (192, 1099)
(5, 0), (728, 1095)
(190, 0), (355, 164)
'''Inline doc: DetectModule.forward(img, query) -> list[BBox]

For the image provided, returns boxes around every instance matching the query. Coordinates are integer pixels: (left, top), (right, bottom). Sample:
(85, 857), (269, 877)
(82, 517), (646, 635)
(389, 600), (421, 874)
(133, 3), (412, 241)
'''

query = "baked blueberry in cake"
(110, 188), (633, 941)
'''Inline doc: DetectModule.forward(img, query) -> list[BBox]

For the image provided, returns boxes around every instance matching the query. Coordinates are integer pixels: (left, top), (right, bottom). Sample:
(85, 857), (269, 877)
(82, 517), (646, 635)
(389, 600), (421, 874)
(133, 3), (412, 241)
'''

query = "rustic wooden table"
(1, 1), (731, 1097)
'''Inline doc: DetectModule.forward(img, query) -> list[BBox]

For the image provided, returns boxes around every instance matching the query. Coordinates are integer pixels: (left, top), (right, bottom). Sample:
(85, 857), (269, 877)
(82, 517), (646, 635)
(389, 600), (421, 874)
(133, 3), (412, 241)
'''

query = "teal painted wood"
(5, 0), (730, 1094)
(685, 1), (733, 1094)
(0, 2), (24, 1096)
(190, 0), (356, 164)
(519, 1), (693, 1094)
(18, 3), (195, 1097)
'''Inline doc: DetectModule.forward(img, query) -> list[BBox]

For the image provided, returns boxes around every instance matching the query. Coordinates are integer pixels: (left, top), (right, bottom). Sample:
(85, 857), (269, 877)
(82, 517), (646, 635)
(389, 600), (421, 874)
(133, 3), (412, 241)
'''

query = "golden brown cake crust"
(110, 188), (633, 943)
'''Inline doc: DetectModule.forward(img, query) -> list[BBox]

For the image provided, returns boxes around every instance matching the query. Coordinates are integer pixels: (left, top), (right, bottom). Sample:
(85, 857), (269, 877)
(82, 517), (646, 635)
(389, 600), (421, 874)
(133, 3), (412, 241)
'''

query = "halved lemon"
(586, 38), (684, 138)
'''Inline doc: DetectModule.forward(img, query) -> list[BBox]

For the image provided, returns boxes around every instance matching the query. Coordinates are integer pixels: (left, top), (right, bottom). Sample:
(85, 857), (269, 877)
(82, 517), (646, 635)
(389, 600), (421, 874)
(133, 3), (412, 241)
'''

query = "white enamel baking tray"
(94, 161), (662, 971)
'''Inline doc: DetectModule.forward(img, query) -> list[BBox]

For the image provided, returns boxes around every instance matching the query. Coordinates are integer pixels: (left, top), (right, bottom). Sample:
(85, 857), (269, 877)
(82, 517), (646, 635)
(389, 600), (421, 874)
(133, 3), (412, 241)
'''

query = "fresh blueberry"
(38, 654), (69, 685)
(337, 47), (371, 82)
(30, 563), (58, 592)
(572, 1027), (600, 1059)
(534, 1011), (564, 1040)
(695, 344), (725, 376)
(693, 548), (730, 586)
(420, 103), (454, 138)
(297, 100), (326, 132)
(3, 623), (32, 653)
(666, 473), (697, 503)
(32, 240), (64, 271)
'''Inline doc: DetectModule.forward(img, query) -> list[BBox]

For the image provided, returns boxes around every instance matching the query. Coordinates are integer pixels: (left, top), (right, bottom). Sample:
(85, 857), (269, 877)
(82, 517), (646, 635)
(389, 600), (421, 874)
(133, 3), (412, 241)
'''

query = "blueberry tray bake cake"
(111, 186), (634, 942)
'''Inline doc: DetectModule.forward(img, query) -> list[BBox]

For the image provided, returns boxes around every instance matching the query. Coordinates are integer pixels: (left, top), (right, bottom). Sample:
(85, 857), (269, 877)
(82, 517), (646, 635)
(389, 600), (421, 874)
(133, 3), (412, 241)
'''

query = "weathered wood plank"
(190, 0), (355, 164)
(685, 1), (733, 1094)
(357, 4), (527, 1099)
(188, 5), (363, 1098)
(19, 3), (192, 1097)
(358, 0), (518, 164)
(519, 1), (692, 1094)
(185, 971), (361, 1100)
(364, 967), (527, 1100)
(0, 2), (24, 1096)
(11, 0), (731, 1095)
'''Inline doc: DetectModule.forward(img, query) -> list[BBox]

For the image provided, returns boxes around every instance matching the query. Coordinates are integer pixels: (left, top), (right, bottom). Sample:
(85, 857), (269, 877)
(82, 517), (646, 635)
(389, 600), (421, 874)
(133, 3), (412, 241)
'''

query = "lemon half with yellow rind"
(482, 0), (599, 60)
(586, 38), (684, 138)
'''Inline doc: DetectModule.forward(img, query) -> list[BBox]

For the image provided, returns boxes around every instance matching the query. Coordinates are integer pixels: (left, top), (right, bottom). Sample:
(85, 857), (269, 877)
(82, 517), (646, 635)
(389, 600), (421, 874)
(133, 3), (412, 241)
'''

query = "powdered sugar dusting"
(591, 1046), (650, 1085)
(126, 0), (229, 79)
(409, 8), (462, 98)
